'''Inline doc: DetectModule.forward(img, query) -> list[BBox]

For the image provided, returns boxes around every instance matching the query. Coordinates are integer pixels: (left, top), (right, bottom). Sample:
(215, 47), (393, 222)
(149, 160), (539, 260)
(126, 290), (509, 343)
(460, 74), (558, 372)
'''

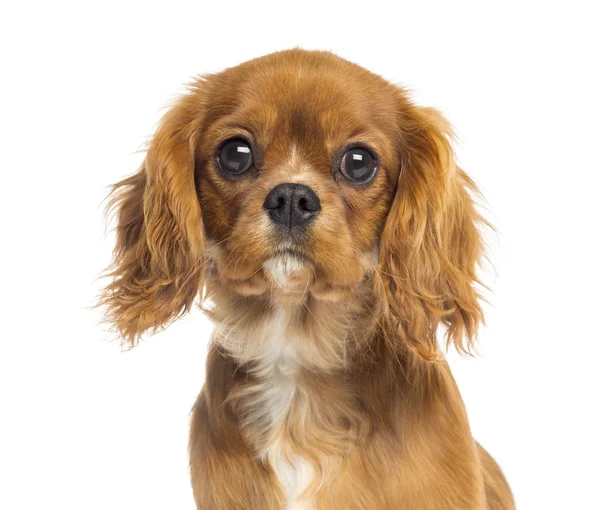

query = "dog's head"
(101, 49), (486, 360)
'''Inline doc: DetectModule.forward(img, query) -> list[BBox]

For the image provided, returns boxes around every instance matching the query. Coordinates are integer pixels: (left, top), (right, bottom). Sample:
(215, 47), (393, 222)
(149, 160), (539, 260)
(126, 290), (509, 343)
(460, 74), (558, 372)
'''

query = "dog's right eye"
(339, 146), (378, 184)
(216, 138), (254, 176)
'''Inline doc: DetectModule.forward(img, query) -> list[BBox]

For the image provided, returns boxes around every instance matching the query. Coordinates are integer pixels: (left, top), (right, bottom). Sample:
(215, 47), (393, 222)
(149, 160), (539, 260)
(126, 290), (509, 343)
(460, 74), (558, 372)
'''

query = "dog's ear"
(375, 105), (487, 360)
(100, 90), (206, 346)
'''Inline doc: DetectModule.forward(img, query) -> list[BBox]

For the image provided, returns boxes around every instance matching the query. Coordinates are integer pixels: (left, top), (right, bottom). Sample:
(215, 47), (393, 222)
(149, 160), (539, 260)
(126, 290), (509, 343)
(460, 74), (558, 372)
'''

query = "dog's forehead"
(239, 75), (370, 138)
(247, 81), (382, 147)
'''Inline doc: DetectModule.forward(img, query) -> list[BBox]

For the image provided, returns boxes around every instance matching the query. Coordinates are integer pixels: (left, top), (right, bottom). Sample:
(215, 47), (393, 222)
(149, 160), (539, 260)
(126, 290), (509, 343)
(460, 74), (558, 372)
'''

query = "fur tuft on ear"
(100, 92), (206, 346)
(375, 105), (488, 361)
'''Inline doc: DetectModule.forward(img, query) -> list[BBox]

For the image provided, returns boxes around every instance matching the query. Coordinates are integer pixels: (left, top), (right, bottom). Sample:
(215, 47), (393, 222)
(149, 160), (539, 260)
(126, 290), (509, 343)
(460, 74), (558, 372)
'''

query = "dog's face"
(102, 50), (485, 360)
(196, 55), (401, 302)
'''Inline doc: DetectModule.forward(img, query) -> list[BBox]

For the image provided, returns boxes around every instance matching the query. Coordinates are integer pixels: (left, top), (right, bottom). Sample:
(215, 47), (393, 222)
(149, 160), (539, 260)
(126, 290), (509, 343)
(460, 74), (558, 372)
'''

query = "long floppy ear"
(375, 105), (487, 360)
(100, 90), (206, 346)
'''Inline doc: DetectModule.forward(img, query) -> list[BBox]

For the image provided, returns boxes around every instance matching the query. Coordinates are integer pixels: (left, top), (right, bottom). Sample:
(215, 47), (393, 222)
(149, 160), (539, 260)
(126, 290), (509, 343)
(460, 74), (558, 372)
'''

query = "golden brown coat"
(101, 49), (514, 509)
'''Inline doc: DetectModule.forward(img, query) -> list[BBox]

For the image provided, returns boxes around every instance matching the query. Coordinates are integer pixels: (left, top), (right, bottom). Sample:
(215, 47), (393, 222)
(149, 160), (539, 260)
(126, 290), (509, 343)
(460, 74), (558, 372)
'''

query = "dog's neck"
(206, 275), (381, 374)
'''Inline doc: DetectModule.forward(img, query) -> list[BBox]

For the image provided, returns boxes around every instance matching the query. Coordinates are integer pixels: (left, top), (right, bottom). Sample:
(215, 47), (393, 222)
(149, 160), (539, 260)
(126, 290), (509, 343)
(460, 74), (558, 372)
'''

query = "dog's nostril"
(263, 183), (321, 228)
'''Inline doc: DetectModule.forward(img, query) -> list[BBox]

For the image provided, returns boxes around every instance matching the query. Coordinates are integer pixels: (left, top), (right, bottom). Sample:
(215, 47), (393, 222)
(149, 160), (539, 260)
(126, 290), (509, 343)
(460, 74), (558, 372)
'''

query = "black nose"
(263, 183), (321, 229)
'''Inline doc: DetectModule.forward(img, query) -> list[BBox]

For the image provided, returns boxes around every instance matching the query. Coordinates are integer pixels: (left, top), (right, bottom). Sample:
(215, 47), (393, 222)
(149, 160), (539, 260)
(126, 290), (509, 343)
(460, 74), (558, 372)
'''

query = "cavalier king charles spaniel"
(101, 49), (514, 509)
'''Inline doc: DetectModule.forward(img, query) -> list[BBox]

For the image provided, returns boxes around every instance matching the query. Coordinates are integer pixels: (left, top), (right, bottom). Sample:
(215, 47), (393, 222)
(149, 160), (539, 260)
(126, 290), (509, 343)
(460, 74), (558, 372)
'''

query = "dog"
(101, 49), (514, 509)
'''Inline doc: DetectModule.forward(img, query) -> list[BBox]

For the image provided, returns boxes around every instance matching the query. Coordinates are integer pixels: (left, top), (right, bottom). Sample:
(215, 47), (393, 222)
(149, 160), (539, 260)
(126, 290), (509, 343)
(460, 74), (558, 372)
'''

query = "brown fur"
(101, 49), (514, 509)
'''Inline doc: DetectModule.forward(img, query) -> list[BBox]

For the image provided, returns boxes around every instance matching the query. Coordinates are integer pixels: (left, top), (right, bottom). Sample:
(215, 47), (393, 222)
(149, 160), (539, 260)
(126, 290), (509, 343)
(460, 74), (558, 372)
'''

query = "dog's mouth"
(209, 240), (368, 303)
(271, 241), (312, 258)
(273, 248), (311, 263)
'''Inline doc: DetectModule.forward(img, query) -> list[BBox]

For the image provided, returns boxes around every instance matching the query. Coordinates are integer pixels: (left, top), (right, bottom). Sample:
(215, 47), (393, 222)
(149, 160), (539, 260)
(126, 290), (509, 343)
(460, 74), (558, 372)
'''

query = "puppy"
(101, 49), (514, 509)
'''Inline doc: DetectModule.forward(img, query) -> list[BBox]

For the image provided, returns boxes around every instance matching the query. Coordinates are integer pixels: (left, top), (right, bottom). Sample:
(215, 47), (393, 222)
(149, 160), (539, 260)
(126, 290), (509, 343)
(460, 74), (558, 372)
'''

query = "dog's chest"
(267, 436), (314, 510)
(252, 309), (315, 509)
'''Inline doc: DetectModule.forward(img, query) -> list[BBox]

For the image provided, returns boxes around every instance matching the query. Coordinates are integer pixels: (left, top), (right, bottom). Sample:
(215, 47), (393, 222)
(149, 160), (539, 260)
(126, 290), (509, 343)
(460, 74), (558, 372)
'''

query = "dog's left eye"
(340, 147), (377, 183)
(216, 138), (254, 175)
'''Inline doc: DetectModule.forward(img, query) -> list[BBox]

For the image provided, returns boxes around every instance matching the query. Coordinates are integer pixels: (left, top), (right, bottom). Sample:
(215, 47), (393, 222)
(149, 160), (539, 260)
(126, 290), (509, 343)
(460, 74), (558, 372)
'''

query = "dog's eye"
(340, 147), (377, 183)
(216, 138), (254, 175)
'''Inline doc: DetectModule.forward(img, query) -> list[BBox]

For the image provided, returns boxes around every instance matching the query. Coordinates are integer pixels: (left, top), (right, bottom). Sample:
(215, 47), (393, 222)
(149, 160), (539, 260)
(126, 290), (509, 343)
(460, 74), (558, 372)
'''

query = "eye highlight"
(339, 147), (377, 183)
(216, 138), (254, 176)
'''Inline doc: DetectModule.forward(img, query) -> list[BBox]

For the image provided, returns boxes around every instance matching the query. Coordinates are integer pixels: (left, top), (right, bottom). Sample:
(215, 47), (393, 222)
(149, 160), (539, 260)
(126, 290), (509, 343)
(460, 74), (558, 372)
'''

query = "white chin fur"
(263, 253), (310, 292)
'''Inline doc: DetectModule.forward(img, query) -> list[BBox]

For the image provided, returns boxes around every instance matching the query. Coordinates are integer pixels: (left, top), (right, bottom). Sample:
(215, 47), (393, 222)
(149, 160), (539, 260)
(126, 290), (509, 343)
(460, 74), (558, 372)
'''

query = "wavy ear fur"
(376, 105), (487, 360)
(100, 90), (206, 346)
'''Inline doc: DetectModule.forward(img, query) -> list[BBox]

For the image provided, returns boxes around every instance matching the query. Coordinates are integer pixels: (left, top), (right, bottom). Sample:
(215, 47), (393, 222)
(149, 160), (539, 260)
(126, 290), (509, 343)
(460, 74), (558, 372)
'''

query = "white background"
(1, 1), (598, 509)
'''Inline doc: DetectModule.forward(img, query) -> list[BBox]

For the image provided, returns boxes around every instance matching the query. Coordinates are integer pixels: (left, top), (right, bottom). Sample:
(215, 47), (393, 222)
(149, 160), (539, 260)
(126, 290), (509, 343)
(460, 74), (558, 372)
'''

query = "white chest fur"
(252, 307), (315, 509)
(267, 437), (315, 510)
